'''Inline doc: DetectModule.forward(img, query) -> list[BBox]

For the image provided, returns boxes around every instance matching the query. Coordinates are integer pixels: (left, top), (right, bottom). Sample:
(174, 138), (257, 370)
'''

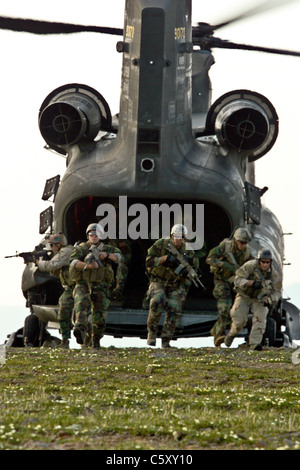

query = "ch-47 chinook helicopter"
(2, 0), (300, 347)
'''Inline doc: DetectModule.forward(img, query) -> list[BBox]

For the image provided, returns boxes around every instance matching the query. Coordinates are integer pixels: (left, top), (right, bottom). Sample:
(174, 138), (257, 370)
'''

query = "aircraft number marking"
(174, 27), (186, 40)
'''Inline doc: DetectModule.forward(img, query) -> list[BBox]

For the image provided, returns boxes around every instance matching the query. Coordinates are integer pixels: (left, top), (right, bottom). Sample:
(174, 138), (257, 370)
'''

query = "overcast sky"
(0, 0), (299, 345)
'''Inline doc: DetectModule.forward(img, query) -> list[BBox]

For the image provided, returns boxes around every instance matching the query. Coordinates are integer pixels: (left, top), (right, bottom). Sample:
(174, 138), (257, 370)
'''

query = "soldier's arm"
(206, 244), (231, 269)
(234, 263), (255, 289)
(206, 245), (222, 267)
(104, 245), (122, 264)
(206, 244), (235, 272)
(146, 239), (167, 267)
(37, 246), (74, 272)
(69, 245), (91, 271)
(271, 270), (282, 302)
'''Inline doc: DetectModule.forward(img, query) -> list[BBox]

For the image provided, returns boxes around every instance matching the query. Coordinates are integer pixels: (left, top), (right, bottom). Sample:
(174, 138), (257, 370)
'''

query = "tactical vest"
(69, 242), (115, 285)
(51, 265), (75, 288)
(242, 264), (272, 299)
(210, 239), (252, 281)
(147, 238), (188, 285)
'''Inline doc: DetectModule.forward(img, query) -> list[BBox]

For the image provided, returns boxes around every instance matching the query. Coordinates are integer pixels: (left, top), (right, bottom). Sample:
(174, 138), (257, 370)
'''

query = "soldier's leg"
(90, 284), (110, 348)
(161, 285), (183, 347)
(112, 252), (131, 300)
(73, 283), (91, 344)
(147, 282), (166, 345)
(225, 295), (250, 347)
(248, 301), (269, 348)
(58, 286), (74, 344)
(211, 280), (233, 345)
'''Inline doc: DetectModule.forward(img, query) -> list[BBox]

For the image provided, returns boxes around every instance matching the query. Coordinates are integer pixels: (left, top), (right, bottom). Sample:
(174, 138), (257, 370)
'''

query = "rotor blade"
(0, 16), (123, 36)
(198, 37), (300, 57)
(202, 0), (300, 33)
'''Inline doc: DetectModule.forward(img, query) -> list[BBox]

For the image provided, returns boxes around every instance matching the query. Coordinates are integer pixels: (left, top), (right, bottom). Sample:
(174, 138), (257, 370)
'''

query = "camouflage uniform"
(108, 239), (132, 299)
(227, 259), (282, 347)
(145, 237), (199, 346)
(195, 242), (208, 261)
(69, 241), (122, 345)
(206, 238), (252, 344)
(38, 245), (75, 342)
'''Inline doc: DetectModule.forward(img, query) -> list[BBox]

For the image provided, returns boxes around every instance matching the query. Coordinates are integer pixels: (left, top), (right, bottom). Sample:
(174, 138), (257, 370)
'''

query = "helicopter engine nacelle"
(205, 89), (278, 161)
(38, 84), (112, 149)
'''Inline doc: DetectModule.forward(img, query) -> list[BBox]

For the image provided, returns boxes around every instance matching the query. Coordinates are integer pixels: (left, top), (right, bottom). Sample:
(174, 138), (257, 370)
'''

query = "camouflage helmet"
(86, 222), (104, 239)
(171, 224), (188, 238)
(257, 248), (273, 260)
(233, 227), (251, 243)
(48, 233), (67, 246)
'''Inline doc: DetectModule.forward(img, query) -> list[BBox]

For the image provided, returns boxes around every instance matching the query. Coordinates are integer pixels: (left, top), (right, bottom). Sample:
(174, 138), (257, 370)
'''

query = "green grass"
(0, 346), (300, 450)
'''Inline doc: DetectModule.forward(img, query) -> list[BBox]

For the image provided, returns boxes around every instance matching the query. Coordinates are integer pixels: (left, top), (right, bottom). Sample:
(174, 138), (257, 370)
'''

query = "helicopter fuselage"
(26, 0), (298, 345)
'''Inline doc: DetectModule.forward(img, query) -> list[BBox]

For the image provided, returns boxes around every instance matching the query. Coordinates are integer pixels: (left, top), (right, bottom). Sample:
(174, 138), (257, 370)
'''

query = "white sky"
(0, 0), (300, 344)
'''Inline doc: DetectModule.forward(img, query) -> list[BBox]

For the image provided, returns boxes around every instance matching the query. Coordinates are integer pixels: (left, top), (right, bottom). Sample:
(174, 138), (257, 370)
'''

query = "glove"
(166, 254), (179, 266)
(252, 281), (262, 289)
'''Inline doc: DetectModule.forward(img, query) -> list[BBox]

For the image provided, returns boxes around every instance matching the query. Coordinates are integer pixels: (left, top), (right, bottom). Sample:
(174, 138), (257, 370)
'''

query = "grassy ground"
(0, 345), (299, 450)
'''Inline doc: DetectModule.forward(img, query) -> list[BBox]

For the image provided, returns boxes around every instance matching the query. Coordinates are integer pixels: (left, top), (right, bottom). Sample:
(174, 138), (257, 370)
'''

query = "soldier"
(100, 200), (133, 300)
(35, 233), (74, 348)
(109, 239), (132, 300)
(206, 227), (253, 346)
(69, 223), (122, 349)
(145, 224), (199, 348)
(224, 248), (282, 350)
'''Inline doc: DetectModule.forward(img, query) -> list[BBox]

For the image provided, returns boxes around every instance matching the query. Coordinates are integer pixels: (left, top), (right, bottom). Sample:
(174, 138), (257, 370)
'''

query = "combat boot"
(92, 337), (101, 349)
(91, 334), (101, 349)
(224, 334), (235, 348)
(73, 325), (86, 345)
(214, 335), (226, 347)
(58, 338), (69, 349)
(147, 332), (156, 346)
(161, 338), (171, 349)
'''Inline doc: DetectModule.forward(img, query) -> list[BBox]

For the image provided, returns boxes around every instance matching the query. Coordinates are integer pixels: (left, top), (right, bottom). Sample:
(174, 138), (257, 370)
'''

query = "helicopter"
(2, 0), (300, 347)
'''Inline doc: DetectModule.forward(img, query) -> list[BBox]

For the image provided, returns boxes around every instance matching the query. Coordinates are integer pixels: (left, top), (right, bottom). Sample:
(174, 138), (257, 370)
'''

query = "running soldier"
(145, 224), (199, 348)
(224, 248), (282, 350)
(69, 223), (122, 349)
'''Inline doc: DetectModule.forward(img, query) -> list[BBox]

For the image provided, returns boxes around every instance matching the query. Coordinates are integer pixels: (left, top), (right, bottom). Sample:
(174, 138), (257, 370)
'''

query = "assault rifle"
(83, 243), (105, 271)
(255, 272), (273, 306)
(167, 243), (205, 289)
(5, 244), (51, 264)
